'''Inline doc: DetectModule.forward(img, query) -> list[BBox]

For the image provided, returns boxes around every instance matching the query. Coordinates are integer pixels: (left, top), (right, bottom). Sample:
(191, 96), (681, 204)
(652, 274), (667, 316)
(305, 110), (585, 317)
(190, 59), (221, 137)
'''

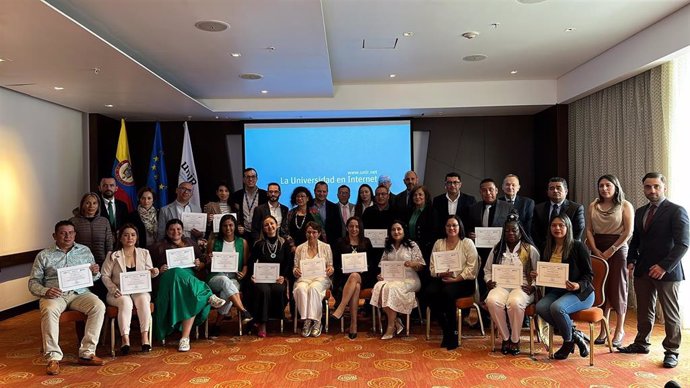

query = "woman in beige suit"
(102, 223), (159, 354)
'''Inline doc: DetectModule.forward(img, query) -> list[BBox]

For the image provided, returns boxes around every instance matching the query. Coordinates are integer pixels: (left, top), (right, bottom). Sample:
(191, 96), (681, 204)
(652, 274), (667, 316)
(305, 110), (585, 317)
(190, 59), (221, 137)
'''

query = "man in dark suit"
(432, 172), (477, 238)
(312, 181), (342, 244)
(98, 177), (128, 233)
(231, 168), (267, 243)
(532, 177), (585, 250)
(498, 174), (535, 238)
(336, 185), (356, 237)
(618, 173), (689, 369)
(251, 182), (289, 242)
(393, 170), (418, 213)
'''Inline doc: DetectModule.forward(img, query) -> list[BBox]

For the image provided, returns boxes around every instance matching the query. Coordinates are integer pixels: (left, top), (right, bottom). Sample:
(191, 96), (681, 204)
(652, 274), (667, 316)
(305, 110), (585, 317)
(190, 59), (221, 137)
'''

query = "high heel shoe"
(394, 318), (404, 335)
(612, 331), (625, 348)
(572, 331), (590, 358)
(141, 344), (151, 353)
(120, 345), (130, 356)
(348, 332), (357, 340)
(553, 341), (575, 360)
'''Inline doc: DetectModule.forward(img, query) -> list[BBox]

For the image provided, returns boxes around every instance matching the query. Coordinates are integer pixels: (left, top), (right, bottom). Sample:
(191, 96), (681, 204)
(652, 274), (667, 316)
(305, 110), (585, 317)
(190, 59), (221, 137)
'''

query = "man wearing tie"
(393, 170), (418, 212)
(618, 173), (689, 369)
(98, 177), (127, 234)
(432, 172), (477, 238)
(336, 185), (356, 237)
(499, 174), (535, 238)
(532, 177), (585, 250)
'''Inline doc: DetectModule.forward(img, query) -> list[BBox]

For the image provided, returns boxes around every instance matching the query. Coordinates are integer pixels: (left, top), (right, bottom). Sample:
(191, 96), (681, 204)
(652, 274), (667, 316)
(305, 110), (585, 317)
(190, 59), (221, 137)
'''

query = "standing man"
(336, 185), (356, 237)
(532, 177), (585, 250)
(29, 220), (106, 375)
(432, 172), (477, 238)
(312, 181), (342, 243)
(618, 173), (689, 369)
(499, 174), (535, 238)
(99, 177), (128, 233)
(251, 182), (290, 242)
(157, 181), (203, 241)
(231, 168), (268, 243)
(393, 170), (418, 212)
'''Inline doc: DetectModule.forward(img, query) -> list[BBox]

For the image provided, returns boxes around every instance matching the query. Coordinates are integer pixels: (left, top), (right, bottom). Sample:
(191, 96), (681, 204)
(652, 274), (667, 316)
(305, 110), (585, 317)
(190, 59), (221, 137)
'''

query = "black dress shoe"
(241, 309), (254, 324)
(554, 341), (575, 360)
(501, 340), (510, 355)
(141, 344), (152, 353)
(594, 337), (606, 345)
(120, 345), (130, 356)
(663, 353), (678, 368)
(348, 332), (357, 340)
(509, 341), (521, 356)
(617, 343), (650, 354)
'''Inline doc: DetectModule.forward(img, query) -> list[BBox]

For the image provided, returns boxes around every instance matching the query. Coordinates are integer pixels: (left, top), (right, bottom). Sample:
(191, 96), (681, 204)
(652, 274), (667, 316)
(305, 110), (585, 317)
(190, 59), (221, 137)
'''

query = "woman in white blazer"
(102, 223), (159, 354)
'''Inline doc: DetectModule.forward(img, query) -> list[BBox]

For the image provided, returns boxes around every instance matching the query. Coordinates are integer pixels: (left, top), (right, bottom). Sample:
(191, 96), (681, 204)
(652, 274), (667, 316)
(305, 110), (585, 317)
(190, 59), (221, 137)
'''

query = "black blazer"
(320, 200), (343, 244)
(251, 202), (290, 242)
(393, 189), (412, 214)
(432, 192), (477, 238)
(541, 241), (594, 301)
(100, 197), (128, 232)
(466, 200), (513, 234)
(405, 205), (436, 260)
(627, 200), (689, 281)
(231, 188), (268, 229)
(498, 195), (535, 238)
(532, 199), (585, 250)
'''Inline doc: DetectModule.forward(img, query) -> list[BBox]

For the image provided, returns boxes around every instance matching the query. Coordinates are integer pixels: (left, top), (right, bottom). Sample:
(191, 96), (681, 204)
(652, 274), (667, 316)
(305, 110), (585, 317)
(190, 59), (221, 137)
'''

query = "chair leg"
(280, 318), (284, 333)
(425, 307), (430, 340)
(603, 317), (613, 353)
(457, 308), (462, 347)
(473, 303), (486, 336)
(371, 305), (376, 333)
(548, 324), (554, 359)
(238, 307), (243, 336)
(406, 313), (410, 337)
(110, 317), (116, 357)
(490, 317), (496, 352)
(528, 316), (534, 357)
(324, 299), (329, 333)
(149, 315), (153, 350)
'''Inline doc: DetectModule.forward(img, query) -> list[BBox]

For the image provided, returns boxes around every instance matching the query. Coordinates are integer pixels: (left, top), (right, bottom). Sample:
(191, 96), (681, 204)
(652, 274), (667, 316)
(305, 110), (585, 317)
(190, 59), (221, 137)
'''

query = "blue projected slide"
(244, 121), (411, 203)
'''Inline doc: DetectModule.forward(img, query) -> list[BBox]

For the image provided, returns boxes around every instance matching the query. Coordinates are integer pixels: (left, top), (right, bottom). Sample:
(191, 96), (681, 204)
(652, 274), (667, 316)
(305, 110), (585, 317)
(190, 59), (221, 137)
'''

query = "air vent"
(362, 38), (398, 49)
(462, 54), (488, 62)
(194, 20), (229, 32)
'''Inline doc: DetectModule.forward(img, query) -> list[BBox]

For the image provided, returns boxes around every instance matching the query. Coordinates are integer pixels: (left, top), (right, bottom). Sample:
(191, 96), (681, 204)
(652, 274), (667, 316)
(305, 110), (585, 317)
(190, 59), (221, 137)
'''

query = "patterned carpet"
(0, 309), (688, 387)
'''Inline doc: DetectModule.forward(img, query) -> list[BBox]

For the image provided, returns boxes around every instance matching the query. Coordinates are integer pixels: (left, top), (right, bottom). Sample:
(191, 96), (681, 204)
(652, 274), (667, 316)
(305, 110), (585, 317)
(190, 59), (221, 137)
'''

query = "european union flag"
(146, 122), (168, 208)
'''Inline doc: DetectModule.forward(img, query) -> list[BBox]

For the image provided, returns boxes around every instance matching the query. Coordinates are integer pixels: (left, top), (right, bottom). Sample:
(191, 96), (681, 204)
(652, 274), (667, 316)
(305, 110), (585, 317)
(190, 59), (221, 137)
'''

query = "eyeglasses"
(445, 181), (461, 186)
(244, 175), (258, 180)
(296, 194), (308, 198)
(178, 187), (192, 193)
(375, 192), (389, 196)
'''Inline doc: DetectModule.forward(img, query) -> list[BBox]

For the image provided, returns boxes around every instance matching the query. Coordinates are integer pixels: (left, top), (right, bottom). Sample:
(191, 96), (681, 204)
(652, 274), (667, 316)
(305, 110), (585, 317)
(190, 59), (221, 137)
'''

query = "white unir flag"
(179, 122), (201, 209)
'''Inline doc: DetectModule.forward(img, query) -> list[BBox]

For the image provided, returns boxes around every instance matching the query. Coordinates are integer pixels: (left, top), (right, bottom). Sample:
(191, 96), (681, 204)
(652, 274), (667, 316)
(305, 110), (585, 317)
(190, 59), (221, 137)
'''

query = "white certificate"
(211, 252), (239, 273)
(491, 264), (523, 289)
(165, 246), (196, 269)
(300, 257), (326, 279)
(213, 212), (238, 233)
(342, 252), (368, 274)
(431, 251), (462, 273)
(475, 227), (503, 248)
(181, 212), (207, 233)
(536, 262), (570, 289)
(254, 263), (280, 284)
(119, 271), (152, 294)
(380, 261), (406, 282)
(364, 229), (387, 248)
(57, 263), (94, 291)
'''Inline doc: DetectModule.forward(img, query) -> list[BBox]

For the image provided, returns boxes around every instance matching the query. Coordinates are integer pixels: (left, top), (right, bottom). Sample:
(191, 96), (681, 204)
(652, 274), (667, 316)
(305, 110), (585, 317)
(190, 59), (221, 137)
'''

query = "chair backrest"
(590, 255), (609, 308)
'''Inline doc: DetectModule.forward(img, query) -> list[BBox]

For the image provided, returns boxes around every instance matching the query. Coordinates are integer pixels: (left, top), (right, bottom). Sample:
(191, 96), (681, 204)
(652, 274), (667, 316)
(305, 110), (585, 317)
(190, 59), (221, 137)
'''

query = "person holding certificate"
(293, 221), (334, 337)
(371, 221), (426, 340)
(206, 214), (253, 336)
(423, 215), (479, 350)
(101, 224), (159, 354)
(248, 215), (293, 337)
(203, 181), (233, 237)
(484, 213), (539, 355)
(533, 214), (594, 360)
(151, 219), (226, 352)
(331, 216), (374, 339)
(584, 174), (634, 347)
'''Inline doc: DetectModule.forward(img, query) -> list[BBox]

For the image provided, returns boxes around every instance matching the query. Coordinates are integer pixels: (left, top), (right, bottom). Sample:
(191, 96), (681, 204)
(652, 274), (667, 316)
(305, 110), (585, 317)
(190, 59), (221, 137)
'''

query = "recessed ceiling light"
(462, 54), (487, 62)
(194, 20), (229, 32)
(260, 90), (268, 94)
(403, 32), (413, 37)
(565, 27), (576, 32)
(510, 70), (518, 74)
(230, 52), (241, 57)
(461, 31), (479, 40)
(104, 104), (114, 108)
(239, 73), (263, 80)
(53, 86), (64, 90)
(389, 74), (397, 78)
(0, 58), (5, 62)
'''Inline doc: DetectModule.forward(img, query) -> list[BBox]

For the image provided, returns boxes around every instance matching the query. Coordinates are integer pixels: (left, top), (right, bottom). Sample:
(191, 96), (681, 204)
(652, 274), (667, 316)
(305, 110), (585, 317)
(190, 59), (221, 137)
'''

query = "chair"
(339, 288), (377, 333)
(425, 278), (486, 346)
(548, 255), (613, 365)
(105, 304), (154, 357)
(293, 289), (332, 334)
(203, 292), (246, 338)
(489, 303), (537, 356)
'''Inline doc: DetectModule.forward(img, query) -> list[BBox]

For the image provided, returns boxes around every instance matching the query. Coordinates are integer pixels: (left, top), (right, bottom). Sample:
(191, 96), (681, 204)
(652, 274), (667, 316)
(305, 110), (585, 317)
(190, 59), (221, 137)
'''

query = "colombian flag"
(112, 119), (136, 211)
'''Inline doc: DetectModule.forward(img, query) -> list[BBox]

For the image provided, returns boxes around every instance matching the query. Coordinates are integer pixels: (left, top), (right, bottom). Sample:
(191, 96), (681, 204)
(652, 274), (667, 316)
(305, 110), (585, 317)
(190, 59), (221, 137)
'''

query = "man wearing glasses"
(157, 181), (204, 241)
(431, 172), (477, 238)
(232, 168), (267, 244)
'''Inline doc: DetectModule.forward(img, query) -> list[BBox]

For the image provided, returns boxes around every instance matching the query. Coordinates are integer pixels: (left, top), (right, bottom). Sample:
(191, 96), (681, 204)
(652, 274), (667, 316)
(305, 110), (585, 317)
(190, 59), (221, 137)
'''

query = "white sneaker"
(208, 295), (227, 309)
(301, 320), (313, 337)
(178, 337), (190, 352)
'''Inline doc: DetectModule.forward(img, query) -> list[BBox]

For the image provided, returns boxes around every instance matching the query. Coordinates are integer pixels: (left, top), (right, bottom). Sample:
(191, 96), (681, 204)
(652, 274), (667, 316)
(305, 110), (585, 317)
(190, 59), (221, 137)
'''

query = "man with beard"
(251, 182), (290, 242)
(98, 177), (128, 233)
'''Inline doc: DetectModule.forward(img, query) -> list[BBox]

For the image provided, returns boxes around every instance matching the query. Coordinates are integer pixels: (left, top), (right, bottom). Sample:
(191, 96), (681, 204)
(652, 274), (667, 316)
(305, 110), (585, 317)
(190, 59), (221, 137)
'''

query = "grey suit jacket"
(532, 199), (585, 250)
(157, 201), (202, 240)
(466, 200), (513, 233)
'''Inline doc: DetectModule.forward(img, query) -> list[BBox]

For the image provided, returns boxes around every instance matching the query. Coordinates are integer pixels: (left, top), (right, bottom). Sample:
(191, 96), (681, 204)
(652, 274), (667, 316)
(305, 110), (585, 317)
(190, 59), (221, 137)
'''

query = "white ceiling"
(0, 0), (688, 121)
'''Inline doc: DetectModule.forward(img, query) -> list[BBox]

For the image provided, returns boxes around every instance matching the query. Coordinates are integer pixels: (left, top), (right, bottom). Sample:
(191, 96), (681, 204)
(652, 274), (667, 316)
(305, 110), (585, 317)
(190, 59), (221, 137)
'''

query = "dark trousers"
(633, 276), (681, 355)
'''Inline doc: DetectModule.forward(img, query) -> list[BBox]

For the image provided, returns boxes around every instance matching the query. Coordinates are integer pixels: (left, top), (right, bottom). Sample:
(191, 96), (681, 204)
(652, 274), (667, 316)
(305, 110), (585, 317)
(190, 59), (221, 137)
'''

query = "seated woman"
(534, 214), (594, 360)
(331, 216), (375, 339)
(484, 213), (539, 355)
(206, 214), (252, 336)
(248, 215), (292, 337)
(371, 221), (426, 340)
(423, 215), (478, 350)
(101, 223), (159, 354)
(293, 221), (334, 337)
(151, 219), (226, 352)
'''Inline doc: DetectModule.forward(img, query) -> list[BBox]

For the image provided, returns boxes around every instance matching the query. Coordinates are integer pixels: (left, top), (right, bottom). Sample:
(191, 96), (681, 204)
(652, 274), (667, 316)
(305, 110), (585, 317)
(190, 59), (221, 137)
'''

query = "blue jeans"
(536, 290), (594, 341)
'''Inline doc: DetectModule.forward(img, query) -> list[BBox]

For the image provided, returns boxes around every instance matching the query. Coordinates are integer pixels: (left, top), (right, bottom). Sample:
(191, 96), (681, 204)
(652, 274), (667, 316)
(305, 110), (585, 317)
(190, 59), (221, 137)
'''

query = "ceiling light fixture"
(194, 20), (229, 32)
(403, 32), (413, 37)
(260, 90), (268, 94)
(53, 86), (64, 90)
(389, 74), (397, 78)
(0, 58), (5, 62)
(462, 54), (487, 62)
(104, 104), (114, 108)
(565, 27), (576, 32)
(510, 70), (518, 74)
(239, 73), (263, 80)
(461, 31), (479, 40)
(230, 53), (241, 57)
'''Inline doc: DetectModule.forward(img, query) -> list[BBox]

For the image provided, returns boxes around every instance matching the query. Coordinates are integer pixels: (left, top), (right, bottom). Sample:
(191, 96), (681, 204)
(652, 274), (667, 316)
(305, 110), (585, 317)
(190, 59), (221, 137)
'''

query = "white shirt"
(446, 193), (459, 216)
(269, 202), (283, 225)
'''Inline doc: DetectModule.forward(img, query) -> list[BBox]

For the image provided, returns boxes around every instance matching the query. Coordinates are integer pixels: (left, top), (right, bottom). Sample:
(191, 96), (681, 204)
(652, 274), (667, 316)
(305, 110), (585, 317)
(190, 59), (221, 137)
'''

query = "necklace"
(294, 214), (306, 229)
(266, 239), (278, 259)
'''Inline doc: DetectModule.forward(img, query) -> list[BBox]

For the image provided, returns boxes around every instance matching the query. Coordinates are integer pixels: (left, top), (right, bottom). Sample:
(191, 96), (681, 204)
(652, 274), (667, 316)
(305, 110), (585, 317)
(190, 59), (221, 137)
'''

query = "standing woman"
(206, 214), (253, 336)
(331, 216), (375, 339)
(585, 174), (634, 347)
(293, 221), (334, 337)
(101, 224), (159, 354)
(126, 187), (158, 248)
(406, 185), (435, 260)
(248, 215), (292, 337)
(150, 219), (226, 352)
(424, 215), (479, 350)
(371, 221), (426, 340)
(287, 186), (316, 247)
(70, 192), (114, 266)
(484, 213), (539, 355)
(534, 214), (594, 360)
(204, 182), (233, 235)
(354, 184), (375, 218)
